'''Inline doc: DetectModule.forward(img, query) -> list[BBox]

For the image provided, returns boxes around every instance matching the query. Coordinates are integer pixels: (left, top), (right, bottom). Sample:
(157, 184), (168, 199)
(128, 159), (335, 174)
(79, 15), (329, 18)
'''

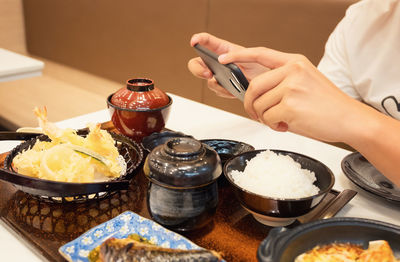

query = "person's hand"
(219, 47), (380, 144)
(188, 33), (268, 98)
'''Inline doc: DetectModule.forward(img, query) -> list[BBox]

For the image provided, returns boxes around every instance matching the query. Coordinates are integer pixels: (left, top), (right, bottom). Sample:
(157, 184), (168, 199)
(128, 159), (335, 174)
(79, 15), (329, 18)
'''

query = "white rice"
(231, 150), (319, 198)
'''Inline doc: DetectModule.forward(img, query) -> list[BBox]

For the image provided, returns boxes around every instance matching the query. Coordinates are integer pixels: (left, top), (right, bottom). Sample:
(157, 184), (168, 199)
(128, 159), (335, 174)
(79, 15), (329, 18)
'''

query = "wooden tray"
(0, 125), (356, 262)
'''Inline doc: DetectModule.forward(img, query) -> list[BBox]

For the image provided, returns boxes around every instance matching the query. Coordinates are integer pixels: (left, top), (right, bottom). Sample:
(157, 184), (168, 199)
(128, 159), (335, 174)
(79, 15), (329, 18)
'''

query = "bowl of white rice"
(224, 149), (335, 226)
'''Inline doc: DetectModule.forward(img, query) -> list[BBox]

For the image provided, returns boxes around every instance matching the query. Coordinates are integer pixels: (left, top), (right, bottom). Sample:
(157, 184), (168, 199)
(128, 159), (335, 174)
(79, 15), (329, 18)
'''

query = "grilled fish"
(98, 237), (222, 262)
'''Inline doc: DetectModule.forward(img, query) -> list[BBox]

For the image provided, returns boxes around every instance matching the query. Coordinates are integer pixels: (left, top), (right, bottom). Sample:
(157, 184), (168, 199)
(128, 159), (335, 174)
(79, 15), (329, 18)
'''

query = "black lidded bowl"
(144, 137), (222, 231)
(223, 149), (335, 226)
(257, 217), (400, 262)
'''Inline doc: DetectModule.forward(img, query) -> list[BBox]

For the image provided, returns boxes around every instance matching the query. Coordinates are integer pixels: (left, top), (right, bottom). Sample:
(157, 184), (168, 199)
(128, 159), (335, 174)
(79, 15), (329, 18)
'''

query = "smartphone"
(194, 44), (248, 101)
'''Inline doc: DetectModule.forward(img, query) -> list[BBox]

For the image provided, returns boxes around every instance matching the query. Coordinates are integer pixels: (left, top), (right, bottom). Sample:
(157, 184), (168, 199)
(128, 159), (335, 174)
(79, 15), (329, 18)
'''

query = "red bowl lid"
(111, 78), (169, 110)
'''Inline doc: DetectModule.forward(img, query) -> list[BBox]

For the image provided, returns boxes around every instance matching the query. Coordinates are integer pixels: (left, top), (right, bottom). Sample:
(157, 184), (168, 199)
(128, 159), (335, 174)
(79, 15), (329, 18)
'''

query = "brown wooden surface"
(0, 163), (270, 261)
(0, 124), (349, 261)
(0, 124), (270, 261)
(0, 57), (123, 130)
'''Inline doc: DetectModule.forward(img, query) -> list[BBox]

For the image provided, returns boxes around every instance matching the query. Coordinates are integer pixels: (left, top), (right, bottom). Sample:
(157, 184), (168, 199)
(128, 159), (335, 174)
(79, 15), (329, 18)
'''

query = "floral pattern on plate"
(59, 211), (200, 262)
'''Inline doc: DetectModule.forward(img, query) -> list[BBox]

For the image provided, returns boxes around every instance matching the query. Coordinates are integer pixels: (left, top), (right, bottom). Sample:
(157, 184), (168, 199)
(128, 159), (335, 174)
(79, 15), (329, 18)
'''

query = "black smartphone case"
(194, 44), (248, 101)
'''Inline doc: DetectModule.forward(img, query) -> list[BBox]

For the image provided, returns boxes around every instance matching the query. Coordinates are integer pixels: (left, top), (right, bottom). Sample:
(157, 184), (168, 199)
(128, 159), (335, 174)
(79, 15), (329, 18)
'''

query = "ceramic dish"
(341, 152), (400, 202)
(200, 139), (255, 166)
(59, 211), (200, 262)
(257, 217), (400, 262)
(144, 137), (221, 231)
(224, 150), (335, 227)
(107, 91), (172, 142)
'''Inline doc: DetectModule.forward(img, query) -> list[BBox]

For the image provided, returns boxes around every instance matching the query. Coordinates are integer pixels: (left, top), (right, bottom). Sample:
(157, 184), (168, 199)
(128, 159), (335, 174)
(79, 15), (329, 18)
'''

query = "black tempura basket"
(0, 130), (144, 203)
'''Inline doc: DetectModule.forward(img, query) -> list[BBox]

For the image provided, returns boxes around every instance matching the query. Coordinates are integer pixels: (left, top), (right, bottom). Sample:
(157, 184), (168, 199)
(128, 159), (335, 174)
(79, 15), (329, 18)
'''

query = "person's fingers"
(190, 32), (241, 54)
(244, 66), (289, 119)
(207, 78), (236, 98)
(263, 104), (322, 140)
(219, 47), (301, 69)
(275, 122), (289, 132)
(260, 102), (290, 132)
(187, 57), (213, 79)
(190, 32), (215, 47)
(252, 82), (285, 120)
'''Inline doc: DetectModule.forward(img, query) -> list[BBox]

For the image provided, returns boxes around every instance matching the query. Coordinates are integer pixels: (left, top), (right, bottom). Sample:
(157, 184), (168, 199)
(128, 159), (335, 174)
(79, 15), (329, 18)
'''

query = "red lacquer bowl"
(107, 78), (173, 142)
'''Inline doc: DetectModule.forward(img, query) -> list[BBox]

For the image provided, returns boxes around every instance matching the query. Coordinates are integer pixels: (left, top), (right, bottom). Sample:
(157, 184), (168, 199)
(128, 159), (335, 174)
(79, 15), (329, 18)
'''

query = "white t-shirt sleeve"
(317, 6), (362, 100)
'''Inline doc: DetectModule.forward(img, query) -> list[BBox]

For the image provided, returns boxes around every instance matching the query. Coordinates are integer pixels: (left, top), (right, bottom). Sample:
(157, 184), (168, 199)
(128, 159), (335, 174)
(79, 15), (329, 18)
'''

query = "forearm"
(343, 105), (400, 187)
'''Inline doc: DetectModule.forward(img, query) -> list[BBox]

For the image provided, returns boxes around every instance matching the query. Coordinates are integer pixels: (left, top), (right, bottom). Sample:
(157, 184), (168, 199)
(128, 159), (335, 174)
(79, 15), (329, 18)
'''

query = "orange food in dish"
(358, 240), (399, 262)
(295, 240), (399, 262)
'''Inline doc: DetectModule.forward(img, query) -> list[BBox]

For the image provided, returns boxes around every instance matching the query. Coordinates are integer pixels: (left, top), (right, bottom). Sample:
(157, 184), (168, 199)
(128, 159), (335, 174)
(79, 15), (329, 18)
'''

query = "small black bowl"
(257, 217), (400, 262)
(200, 139), (255, 166)
(224, 149), (335, 226)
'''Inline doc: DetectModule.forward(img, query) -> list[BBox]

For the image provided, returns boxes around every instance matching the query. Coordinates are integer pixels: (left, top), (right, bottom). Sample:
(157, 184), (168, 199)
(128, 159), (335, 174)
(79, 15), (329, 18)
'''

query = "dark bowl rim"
(2, 130), (145, 201)
(200, 139), (255, 150)
(341, 151), (400, 203)
(223, 149), (335, 201)
(280, 216), (400, 235)
(200, 138), (254, 145)
(257, 217), (400, 262)
(5, 130), (144, 185)
(107, 93), (173, 112)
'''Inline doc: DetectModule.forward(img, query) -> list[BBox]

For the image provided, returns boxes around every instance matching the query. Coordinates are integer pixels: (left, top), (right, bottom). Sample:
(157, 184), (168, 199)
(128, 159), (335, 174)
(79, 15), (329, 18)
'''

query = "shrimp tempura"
(34, 106), (82, 145)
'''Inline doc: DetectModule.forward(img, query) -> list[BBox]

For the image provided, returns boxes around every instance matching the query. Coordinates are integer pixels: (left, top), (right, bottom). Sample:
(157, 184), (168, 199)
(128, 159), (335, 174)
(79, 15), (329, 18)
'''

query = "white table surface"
(0, 93), (399, 261)
(0, 48), (44, 82)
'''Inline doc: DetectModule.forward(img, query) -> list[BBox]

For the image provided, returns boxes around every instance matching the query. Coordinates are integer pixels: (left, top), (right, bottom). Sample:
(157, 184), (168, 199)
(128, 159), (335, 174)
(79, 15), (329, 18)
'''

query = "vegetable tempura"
(12, 107), (126, 182)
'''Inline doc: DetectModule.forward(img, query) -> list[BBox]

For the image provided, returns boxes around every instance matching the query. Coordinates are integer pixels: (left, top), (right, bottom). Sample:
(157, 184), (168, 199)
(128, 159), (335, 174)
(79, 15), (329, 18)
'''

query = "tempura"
(12, 107), (126, 182)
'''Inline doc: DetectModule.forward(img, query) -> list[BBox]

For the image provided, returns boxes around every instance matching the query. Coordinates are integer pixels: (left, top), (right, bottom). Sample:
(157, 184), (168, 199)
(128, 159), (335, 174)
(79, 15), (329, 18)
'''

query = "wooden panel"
(20, 0), (358, 122)
(0, 75), (106, 129)
(208, 0), (357, 65)
(203, 0), (357, 117)
(23, 0), (207, 102)
(0, 0), (27, 54)
(0, 57), (122, 130)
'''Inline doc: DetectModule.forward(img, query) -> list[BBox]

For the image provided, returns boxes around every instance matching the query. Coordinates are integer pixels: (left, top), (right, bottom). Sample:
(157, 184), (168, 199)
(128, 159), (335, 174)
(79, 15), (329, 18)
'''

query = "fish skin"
(99, 237), (222, 262)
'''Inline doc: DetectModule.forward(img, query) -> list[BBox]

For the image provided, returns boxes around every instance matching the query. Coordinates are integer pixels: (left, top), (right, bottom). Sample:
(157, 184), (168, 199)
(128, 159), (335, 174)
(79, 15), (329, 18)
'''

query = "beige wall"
(0, 0), (357, 123)
(21, 0), (357, 118)
(0, 0), (26, 53)
(23, 0), (208, 103)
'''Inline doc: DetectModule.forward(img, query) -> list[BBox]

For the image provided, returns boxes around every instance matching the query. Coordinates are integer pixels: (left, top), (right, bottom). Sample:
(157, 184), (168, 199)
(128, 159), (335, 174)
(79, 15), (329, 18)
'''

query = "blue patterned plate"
(59, 211), (200, 262)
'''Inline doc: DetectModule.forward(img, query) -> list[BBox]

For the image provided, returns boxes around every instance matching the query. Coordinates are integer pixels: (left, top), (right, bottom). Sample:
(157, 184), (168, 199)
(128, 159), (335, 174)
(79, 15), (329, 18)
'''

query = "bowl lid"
(110, 78), (169, 110)
(141, 131), (194, 153)
(144, 137), (222, 188)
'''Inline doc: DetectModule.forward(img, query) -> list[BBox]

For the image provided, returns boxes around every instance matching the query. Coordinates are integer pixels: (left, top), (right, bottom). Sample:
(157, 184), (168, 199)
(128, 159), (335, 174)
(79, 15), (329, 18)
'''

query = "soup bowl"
(107, 94), (172, 142)
(223, 149), (335, 226)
